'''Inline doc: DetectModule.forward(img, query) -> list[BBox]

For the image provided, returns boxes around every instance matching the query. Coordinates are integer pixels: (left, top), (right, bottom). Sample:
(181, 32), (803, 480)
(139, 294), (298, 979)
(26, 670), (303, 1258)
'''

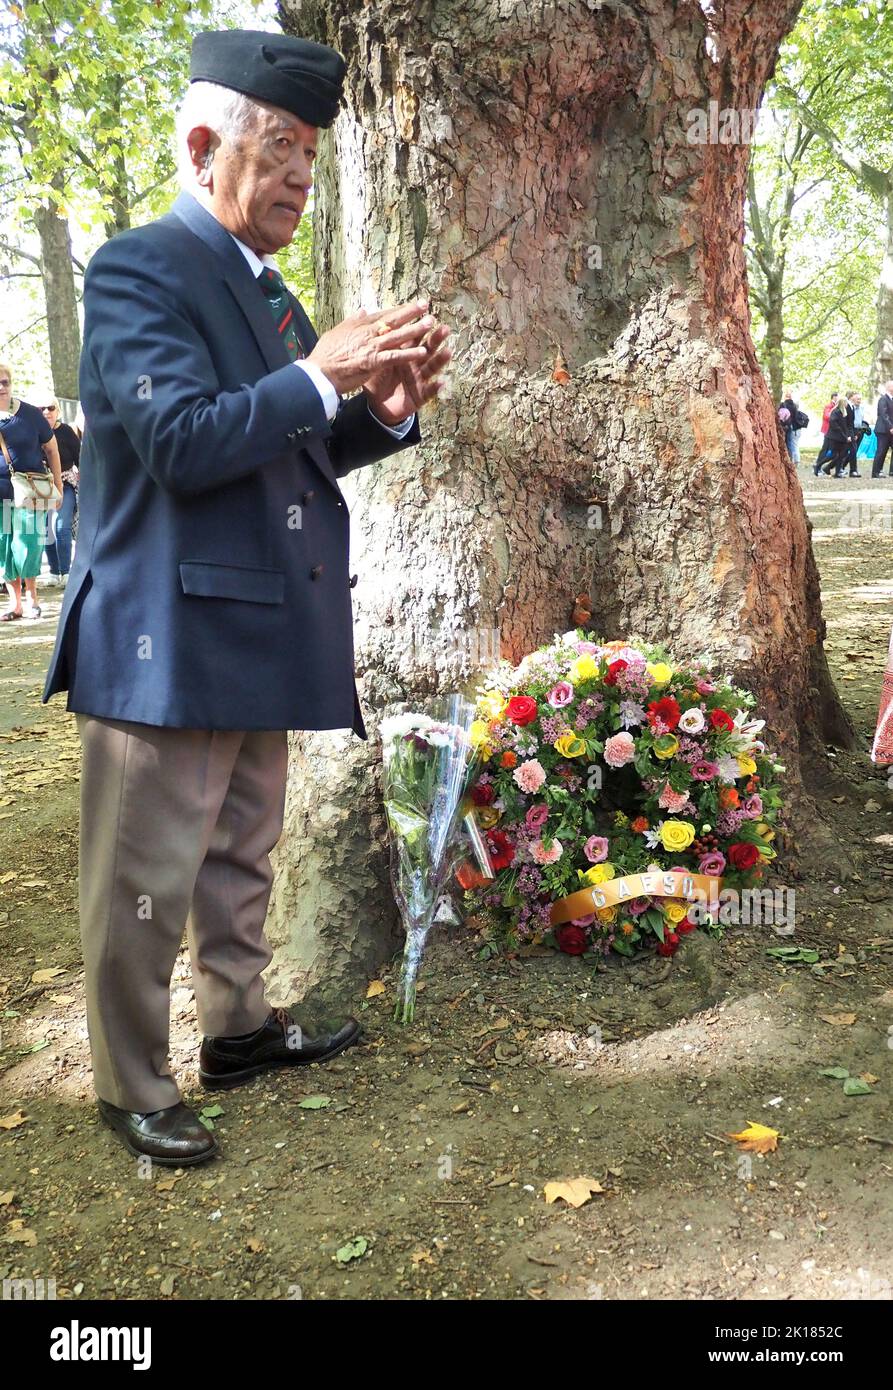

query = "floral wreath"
(462, 633), (784, 958)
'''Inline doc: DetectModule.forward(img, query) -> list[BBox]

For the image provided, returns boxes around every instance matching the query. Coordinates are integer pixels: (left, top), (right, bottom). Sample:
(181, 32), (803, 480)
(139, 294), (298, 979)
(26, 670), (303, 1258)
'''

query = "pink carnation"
(604, 732), (635, 768)
(513, 759), (546, 794)
(547, 681), (574, 708)
(657, 785), (689, 812)
(531, 838), (563, 865)
(576, 641), (600, 654)
(525, 802), (550, 831)
(695, 677), (715, 695)
(584, 835), (609, 863)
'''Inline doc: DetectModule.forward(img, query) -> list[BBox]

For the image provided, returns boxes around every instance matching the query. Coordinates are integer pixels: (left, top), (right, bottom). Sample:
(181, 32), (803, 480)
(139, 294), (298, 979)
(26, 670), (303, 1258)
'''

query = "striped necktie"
(257, 266), (303, 361)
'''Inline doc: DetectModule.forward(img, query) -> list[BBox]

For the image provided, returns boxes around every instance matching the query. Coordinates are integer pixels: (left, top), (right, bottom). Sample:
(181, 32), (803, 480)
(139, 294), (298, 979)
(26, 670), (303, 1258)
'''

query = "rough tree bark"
(33, 182), (81, 400)
(266, 0), (853, 1006)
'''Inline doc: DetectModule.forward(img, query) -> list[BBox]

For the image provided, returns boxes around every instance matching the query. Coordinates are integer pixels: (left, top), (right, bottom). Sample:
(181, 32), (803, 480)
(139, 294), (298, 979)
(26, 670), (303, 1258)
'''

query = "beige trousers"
(76, 715), (288, 1112)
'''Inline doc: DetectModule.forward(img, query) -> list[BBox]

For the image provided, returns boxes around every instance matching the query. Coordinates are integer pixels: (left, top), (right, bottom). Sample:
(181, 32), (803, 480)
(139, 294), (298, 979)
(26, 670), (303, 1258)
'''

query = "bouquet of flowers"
(462, 633), (784, 958)
(381, 697), (487, 1022)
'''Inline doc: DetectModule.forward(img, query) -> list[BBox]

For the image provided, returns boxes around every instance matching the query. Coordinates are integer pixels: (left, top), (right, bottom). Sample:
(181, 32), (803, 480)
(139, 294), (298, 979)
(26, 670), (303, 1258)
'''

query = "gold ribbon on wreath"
(550, 871), (725, 926)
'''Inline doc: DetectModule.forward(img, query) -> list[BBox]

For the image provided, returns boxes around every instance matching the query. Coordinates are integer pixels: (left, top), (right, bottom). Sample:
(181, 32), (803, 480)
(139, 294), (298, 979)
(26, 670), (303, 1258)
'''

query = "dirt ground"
(1, 457), (892, 1302)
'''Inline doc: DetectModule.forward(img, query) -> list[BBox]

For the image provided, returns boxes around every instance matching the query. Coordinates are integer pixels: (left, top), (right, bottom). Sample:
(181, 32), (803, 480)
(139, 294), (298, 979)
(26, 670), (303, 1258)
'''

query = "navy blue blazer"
(42, 192), (421, 735)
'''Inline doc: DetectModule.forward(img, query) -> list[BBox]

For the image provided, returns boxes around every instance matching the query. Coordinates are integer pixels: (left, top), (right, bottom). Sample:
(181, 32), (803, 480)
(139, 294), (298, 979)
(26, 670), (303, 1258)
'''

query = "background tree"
(0, 0), (269, 395)
(773, 0), (893, 396)
(266, 0), (853, 1004)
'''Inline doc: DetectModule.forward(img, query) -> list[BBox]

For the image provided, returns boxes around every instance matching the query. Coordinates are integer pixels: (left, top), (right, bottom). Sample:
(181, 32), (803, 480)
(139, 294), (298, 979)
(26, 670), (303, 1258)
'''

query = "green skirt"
(0, 502), (47, 581)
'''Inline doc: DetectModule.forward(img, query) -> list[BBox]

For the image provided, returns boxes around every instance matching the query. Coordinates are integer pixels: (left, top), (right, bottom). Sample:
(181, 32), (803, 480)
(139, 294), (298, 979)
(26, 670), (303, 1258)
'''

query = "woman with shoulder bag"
(0, 362), (62, 621)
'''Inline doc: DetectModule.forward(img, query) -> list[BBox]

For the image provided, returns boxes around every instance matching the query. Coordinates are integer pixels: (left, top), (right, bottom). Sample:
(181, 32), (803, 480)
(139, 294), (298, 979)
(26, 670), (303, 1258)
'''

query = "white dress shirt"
(223, 223), (416, 440)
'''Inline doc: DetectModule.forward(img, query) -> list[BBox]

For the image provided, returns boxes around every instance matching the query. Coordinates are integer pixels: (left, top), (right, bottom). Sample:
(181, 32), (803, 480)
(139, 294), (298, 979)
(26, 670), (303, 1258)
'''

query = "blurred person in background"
(0, 362), (62, 620)
(41, 393), (80, 583)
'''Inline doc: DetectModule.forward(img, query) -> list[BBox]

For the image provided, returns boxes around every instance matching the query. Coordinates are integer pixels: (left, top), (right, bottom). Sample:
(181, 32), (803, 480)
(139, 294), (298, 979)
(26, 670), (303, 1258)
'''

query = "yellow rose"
(647, 661), (673, 686)
(659, 819), (696, 852)
(654, 734), (680, 760)
(476, 806), (500, 829)
(737, 754), (757, 776)
(554, 732), (586, 758)
(570, 654), (599, 683)
(478, 690), (508, 720)
(578, 862), (616, 886)
(595, 904), (617, 924)
(663, 900), (688, 924)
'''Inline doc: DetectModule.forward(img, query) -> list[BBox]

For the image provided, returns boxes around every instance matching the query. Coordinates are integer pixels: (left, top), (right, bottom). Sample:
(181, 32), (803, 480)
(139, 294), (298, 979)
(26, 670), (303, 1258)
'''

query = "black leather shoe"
(199, 1006), (361, 1090)
(97, 1099), (219, 1165)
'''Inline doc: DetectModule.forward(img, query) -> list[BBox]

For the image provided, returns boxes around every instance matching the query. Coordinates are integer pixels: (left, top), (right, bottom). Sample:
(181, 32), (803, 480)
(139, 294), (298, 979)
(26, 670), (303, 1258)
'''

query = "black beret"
(190, 30), (346, 129)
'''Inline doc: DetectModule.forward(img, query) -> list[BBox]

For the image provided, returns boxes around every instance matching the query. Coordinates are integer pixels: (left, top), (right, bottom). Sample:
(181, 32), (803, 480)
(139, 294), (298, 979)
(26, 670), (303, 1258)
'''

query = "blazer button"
(349, 574), (358, 588)
(310, 564), (323, 580)
(302, 490), (315, 505)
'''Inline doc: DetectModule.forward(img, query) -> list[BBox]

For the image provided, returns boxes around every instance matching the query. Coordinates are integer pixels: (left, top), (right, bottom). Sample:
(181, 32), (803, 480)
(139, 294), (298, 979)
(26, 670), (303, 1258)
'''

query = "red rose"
(728, 841), (760, 870)
(471, 782), (495, 806)
(485, 829), (515, 871)
(648, 696), (681, 730)
(656, 938), (678, 957)
(555, 924), (588, 956)
(506, 695), (538, 726)
(676, 917), (697, 934)
(604, 659), (628, 686)
(709, 709), (735, 732)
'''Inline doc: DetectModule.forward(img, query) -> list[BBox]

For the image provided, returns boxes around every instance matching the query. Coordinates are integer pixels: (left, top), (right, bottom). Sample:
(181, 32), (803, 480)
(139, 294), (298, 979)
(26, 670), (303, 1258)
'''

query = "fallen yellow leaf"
(544, 1177), (604, 1208)
(0, 1111), (28, 1130)
(726, 1122), (779, 1154)
(31, 967), (65, 985)
(860, 1073), (879, 1085)
(365, 980), (385, 999)
(819, 1012), (857, 1026)
(4, 1220), (37, 1246)
(0, 1191), (14, 1206)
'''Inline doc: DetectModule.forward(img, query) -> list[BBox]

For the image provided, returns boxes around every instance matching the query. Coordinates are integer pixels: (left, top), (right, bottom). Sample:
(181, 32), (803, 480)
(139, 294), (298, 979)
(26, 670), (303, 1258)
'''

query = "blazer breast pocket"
(178, 561), (285, 605)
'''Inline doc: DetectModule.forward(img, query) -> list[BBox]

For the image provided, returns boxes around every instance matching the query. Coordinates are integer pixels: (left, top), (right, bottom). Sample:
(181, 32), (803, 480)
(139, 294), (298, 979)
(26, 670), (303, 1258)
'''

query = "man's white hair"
(174, 80), (263, 187)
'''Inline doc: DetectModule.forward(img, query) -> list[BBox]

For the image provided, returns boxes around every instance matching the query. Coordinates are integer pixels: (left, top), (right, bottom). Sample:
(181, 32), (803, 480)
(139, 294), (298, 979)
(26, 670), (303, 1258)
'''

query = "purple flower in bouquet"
(540, 714), (571, 743)
(525, 802), (550, 831)
(691, 759), (720, 781)
(618, 699), (646, 729)
(699, 851), (726, 876)
(695, 677), (716, 695)
(627, 897), (650, 915)
(571, 913), (596, 926)
(584, 835), (610, 862)
(743, 793), (764, 818)
(716, 808), (747, 836)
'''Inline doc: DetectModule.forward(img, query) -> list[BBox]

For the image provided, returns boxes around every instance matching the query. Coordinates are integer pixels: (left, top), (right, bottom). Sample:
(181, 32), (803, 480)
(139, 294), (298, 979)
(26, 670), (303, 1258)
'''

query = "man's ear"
(186, 125), (218, 185)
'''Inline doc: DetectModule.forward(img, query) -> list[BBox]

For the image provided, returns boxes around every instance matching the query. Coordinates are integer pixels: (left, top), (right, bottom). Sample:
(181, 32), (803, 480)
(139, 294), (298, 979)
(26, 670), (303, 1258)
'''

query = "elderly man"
(42, 30), (451, 1165)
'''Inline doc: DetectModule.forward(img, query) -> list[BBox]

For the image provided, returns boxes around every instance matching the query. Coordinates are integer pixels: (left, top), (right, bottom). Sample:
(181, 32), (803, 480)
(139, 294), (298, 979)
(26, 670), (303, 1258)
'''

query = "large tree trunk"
(33, 183), (81, 400)
(266, 0), (852, 1006)
(869, 188), (893, 398)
